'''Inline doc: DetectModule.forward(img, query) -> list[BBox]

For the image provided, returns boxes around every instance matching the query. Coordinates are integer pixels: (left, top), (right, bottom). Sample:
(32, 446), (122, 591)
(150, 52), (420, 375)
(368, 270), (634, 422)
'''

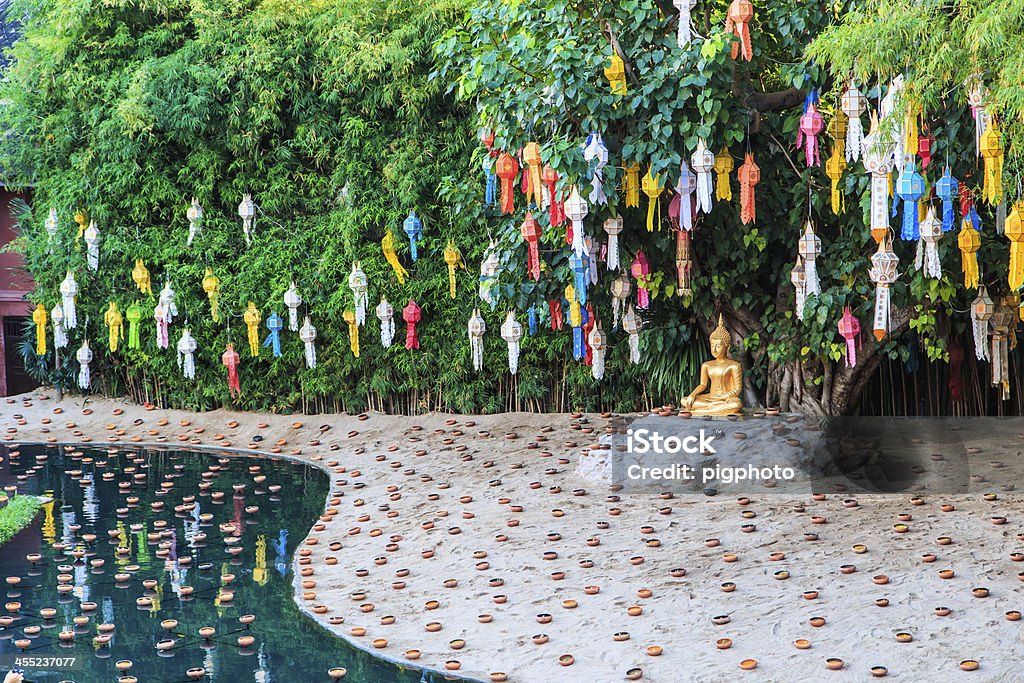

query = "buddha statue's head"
(709, 315), (732, 360)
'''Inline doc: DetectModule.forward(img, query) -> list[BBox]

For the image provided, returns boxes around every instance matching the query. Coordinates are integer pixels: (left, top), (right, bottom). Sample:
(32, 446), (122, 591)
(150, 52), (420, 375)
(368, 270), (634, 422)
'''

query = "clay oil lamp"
(921, 553), (937, 563)
(711, 615), (730, 625)
(803, 591), (819, 600)
(937, 536), (952, 545)
(721, 582), (736, 593)
(637, 588), (653, 599)
(449, 638), (466, 651)
(627, 605), (643, 616)
(532, 634), (549, 645)
(613, 631), (630, 642)
(938, 569), (955, 579)
(739, 659), (758, 671)
(872, 575), (889, 585)
(809, 616), (826, 627)
(852, 544), (867, 554)
(770, 552), (786, 561)
(722, 553), (738, 563)
(825, 658), (844, 671)
(895, 632), (913, 643)
(804, 532), (819, 541)
(716, 638), (732, 650)
(774, 570), (790, 580)
(972, 587), (990, 598)
(892, 524), (909, 533)
(645, 645), (663, 657)
(935, 606), (951, 616)
(537, 613), (553, 624)
(489, 674), (508, 683)
(558, 654), (575, 667)
(875, 599), (890, 607)
(794, 639), (811, 650)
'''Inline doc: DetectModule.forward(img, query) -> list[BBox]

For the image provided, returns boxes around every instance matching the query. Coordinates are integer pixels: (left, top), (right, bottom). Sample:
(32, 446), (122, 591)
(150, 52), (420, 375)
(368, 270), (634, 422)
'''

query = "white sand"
(2, 390), (1023, 682)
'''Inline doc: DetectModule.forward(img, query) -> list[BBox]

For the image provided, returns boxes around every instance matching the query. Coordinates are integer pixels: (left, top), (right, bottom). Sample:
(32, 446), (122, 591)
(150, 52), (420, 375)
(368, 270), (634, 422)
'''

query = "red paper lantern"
(495, 152), (519, 215)
(403, 300), (421, 350)
(521, 211), (542, 281)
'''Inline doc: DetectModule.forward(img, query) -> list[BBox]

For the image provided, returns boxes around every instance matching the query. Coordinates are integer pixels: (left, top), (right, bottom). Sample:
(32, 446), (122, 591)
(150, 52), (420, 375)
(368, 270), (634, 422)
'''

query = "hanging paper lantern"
(347, 262), (369, 325)
(582, 304), (595, 366)
(84, 220), (100, 271)
(51, 304), (67, 350)
(610, 273), (632, 328)
(583, 132), (609, 205)
(826, 135), (847, 215)
(840, 83), (867, 163)
(586, 236), (599, 286)
(403, 300), (421, 350)
(154, 301), (169, 349)
(714, 147), (734, 201)
(500, 311), (523, 375)
(1006, 202), (1024, 290)
(159, 281), (177, 324)
(32, 303), (46, 356)
(76, 340), (92, 390)
(132, 259), (152, 297)
(299, 317), (317, 368)
(989, 301), (1015, 400)
(479, 240), (500, 308)
(791, 256), (806, 320)
(638, 167), (661, 232)
(45, 208), (58, 251)
(263, 312), (283, 358)
(495, 153), (519, 215)
(468, 308), (486, 372)
(918, 125), (934, 168)
(958, 217), (981, 289)
(565, 185), (588, 254)
(604, 54), (627, 95)
(862, 116), (896, 244)
(674, 160), (697, 230)
(520, 212), (542, 281)
(202, 268), (220, 322)
(376, 297), (395, 348)
(675, 229), (693, 297)
(569, 251), (589, 305)
(879, 76), (906, 169)
(527, 305), (537, 336)
(440, 240), (464, 299)
(737, 153), (759, 225)
(691, 141), (714, 215)
(522, 142), (543, 206)
(725, 0), (753, 61)
(542, 165), (564, 225)
(631, 251), (651, 309)
(177, 328), (197, 380)
(483, 155), (497, 208)
(238, 193), (255, 245)
(244, 302), (261, 357)
(916, 207), (943, 280)
(403, 211), (423, 262)
(837, 307), (861, 368)
(343, 310), (360, 358)
(936, 167), (959, 233)
(674, 0), (697, 47)
(284, 282), (301, 331)
(74, 209), (87, 242)
(903, 101), (921, 158)
(603, 216), (624, 271)
(126, 302), (142, 350)
(566, 285), (584, 361)
(622, 304), (641, 364)
(549, 297), (563, 331)
(967, 82), (989, 156)
(382, 230), (409, 284)
(623, 162), (641, 208)
(104, 302), (123, 352)
(827, 106), (848, 162)
(589, 320), (607, 380)
(797, 100), (825, 167)
(797, 221), (821, 297)
(222, 342), (241, 397)
(186, 197), (203, 246)
(980, 121), (1003, 205)
(896, 159), (925, 241)
(869, 239), (900, 341)
(970, 285), (994, 361)
(60, 271), (78, 329)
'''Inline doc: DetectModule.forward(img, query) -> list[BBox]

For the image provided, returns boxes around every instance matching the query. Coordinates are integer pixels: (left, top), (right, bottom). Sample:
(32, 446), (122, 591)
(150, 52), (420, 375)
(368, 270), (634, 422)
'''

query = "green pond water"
(0, 443), (445, 683)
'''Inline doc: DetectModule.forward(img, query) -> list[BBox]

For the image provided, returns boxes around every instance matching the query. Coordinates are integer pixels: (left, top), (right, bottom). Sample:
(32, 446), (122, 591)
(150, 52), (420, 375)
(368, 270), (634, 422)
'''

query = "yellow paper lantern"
(604, 54), (626, 95)
(132, 259), (152, 296)
(957, 218), (981, 290)
(713, 147), (734, 201)
(343, 310), (360, 357)
(244, 301), (261, 357)
(382, 230), (408, 284)
(202, 268), (220, 322)
(32, 303), (47, 355)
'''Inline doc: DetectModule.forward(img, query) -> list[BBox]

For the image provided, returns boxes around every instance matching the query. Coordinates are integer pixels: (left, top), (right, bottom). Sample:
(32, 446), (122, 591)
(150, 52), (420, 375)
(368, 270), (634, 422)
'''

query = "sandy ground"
(1, 390), (1023, 682)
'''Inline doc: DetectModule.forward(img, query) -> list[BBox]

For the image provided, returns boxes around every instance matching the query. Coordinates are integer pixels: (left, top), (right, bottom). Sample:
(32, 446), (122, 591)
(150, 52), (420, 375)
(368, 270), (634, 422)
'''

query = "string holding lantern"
(797, 221), (821, 298)
(382, 230), (409, 284)
(479, 240), (500, 308)
(443, 241), (465, 298)
(631, 251), (651, 309)
(343, 310), (360, 358)
(299, 317), (317, 368)
(583, 132), (609, 205)
(989, 300), (1015, 400)
(797, 96), (825, 167)
(869, 238), (900, 340)
(403, 300), (421, 350)
(177, 328), (197, 380)
(159, 281), (177, 324)
(915, 206), (943, 279)
(500, 311), (523, 375)
(980, 121), (1003, 205)
(77, 340), (92, 390)
(1006, 202), (1024, 291)
(970, 285), (994, 361)
(244, 302), (261, 357)
(611, 274), (631, 328)
(377, 297), (395, 348)
(896, 159), (925, 241)
(238, 193), (255, 245)
(51, 304), (67, 350)
(604, 53), (627, 95)
(714, 147), (734, 201)
(674, 0), (697, 47)
(623, 162), (641, 208)
(589, 319), (607, 380)
(565, 185), (588, 254)
(495, 152), (519, 215)
(126, 302), (142, 350)
(154, 300), (169, 349)
(60, 271), (78, 329)
(861, 116), (896, 244)
(825, 136), (847, 215)
(958, 216), (981, 289)
(603, 216), (623, 271)
(622, 304), (641, 364)
(837, 307), (861, 368)
(104, 302), (123, 353)
(676, 229), (693, 297)
(45, 208), (58, 252)
(468, 308), (486, 372)
(570, 250), (589, 305)
(523, 142), (543, 206)
(725, 0), (753, 61)
(841, 82), (867, 163)
(691, 140), (714, 215)
(566, 285), (584, 361)
(202, 268), (220, 322)
(187, 197), (203, 246)
(222, 342), (241, 397)
(349, 262), (369, 325)
(791, 256), (806, 320)
(263, 312), (283, 358)
(32, 303), (46, 356)
(936, 167), (959, 233)
(521, 212), (542, 281)
(84, 220), (100, 271)
(284, 282), (301, 331)
(738, 153), (759, 225)
(132, 259), (152, 297)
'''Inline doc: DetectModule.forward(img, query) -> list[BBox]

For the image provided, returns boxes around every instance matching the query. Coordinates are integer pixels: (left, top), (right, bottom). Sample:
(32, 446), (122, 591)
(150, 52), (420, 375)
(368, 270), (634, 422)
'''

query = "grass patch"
(0, 495), (42, 547)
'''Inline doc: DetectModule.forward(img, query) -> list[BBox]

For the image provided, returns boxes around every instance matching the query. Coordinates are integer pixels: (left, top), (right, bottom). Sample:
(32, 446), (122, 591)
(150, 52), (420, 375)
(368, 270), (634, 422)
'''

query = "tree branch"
(742, 87), (805, 112)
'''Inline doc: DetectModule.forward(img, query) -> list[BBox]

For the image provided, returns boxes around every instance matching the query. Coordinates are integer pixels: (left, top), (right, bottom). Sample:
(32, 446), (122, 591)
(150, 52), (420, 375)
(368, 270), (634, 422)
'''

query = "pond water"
(0, 444), (439, 683)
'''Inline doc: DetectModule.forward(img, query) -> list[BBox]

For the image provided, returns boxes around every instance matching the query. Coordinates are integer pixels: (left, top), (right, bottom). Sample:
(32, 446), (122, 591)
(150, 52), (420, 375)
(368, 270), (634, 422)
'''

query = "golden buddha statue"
(681, 315), (743, 416)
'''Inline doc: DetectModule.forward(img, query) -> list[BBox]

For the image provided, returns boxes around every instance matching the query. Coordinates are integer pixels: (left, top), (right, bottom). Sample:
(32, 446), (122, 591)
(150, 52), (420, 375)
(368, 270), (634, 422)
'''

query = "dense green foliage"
(0, 494), (42, 547)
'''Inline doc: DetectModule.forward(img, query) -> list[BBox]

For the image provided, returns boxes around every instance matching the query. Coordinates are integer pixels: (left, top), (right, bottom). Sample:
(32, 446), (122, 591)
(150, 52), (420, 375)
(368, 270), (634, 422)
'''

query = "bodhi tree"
(438, 0), (1020, 416)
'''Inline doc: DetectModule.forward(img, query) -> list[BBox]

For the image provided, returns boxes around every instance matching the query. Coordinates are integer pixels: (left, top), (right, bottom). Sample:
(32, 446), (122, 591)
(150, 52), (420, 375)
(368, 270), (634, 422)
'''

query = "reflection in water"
(0, 444), (437, 683)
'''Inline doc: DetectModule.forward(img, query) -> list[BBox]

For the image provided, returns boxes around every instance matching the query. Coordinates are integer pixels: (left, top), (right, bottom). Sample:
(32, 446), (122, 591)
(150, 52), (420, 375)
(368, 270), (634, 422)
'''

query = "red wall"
(0, 188), (35, 394)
